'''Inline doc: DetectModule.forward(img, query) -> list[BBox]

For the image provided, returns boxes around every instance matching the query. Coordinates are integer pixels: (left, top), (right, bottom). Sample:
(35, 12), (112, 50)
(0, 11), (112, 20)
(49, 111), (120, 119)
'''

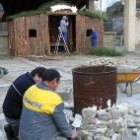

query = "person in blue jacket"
(60, 16), (69, 43)
(2, 67), (47, 140)
(91, 27), (98, 47)
(20, 68), (78, 140)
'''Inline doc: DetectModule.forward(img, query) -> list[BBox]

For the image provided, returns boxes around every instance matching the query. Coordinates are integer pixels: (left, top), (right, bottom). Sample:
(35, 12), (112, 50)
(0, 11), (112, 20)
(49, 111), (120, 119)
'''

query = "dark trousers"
(5, 117), (19, 138)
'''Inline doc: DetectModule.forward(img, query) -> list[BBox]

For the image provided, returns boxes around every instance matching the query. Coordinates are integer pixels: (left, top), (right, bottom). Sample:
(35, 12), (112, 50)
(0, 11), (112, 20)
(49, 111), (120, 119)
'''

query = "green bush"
(87, 47), (123, 57)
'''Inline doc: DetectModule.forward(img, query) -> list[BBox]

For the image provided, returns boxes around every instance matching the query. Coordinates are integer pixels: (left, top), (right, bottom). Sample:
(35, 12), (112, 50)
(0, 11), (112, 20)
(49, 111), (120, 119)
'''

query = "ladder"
(55, 27), (70, 54)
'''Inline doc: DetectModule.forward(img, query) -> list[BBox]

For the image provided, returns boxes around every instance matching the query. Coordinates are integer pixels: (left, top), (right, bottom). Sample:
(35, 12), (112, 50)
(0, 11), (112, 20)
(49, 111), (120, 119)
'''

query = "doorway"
(48, 15), (76, 53)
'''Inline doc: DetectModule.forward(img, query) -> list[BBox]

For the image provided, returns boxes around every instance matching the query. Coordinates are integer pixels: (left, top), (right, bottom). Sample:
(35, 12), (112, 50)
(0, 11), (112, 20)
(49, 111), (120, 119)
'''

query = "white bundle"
(108, 107), (121, 119)
(108, 118), (124, 133)
(63, 109), (74, 123)
(94, 135), (110, 140)
(82, 124), (95, 130)
(111, 133), (121, 140)
(72, 114), (82, 128)
(116, 103), (129, 117)
(106, 129), (115, 138)
(85, 60), (95, 66)
(137, 130), (140, 140)
(85, 57), (124, 67)
(127, 122), (136, 128)
(82, 106), (97, 123)
(113, 118), (124, 126)
(94, 127), (108, 135)
(86, 136), (93, 140)
(132, 128), (139, 135)
(134, 118), (140, 124)
(97, 109), (111, 121)
(79, 130), (93, 140)
(92, 118), (108, 126)
(135, 111), (140, 117)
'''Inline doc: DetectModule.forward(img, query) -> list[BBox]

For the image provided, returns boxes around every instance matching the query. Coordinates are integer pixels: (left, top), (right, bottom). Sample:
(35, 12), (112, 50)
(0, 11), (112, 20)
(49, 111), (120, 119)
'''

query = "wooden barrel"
(72, 65), (117, 113)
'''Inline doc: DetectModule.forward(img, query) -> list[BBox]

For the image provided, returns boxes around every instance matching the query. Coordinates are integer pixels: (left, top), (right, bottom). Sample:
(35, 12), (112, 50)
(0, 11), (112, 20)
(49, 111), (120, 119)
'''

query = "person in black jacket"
(2, 67), (47, 140)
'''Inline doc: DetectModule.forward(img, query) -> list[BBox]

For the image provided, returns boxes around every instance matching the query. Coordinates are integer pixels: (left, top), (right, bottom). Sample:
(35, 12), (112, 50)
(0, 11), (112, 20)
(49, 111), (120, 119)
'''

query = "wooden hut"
(8, 7), (104, 56)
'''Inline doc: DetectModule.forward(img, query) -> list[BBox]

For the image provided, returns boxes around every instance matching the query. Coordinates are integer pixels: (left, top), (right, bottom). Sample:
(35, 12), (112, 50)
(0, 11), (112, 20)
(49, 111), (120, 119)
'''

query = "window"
(29, 29), (37, 37)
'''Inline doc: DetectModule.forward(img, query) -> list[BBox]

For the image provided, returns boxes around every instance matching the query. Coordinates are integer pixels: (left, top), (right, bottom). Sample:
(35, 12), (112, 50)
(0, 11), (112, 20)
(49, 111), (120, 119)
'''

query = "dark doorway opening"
(48, 15), (76, 53)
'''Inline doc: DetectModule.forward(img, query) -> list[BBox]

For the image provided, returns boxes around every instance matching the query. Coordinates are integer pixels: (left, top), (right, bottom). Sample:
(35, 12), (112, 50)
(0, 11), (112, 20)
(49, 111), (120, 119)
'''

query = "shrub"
(87, 47), (123, 57)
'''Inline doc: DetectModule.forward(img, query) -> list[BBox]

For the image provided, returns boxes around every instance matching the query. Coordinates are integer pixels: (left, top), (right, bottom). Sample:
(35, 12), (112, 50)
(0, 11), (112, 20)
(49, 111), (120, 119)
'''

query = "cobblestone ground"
(1, 54), (140, 111)
(1, 54), (140, 139)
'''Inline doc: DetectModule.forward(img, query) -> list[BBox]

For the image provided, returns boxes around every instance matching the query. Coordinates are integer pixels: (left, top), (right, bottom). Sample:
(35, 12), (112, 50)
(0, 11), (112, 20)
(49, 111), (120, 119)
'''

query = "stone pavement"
(1, 54), (140, 112)
(1, 54), (140, 140)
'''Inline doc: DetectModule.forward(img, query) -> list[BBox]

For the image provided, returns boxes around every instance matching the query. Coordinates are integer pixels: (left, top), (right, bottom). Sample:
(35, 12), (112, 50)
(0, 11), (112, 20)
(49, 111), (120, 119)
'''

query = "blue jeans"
(62, 32), (68, 42)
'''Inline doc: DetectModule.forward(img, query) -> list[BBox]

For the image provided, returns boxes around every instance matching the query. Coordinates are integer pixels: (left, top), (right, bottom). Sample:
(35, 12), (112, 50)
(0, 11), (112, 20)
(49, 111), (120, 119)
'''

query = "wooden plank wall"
(85, 16), (104, 47)
(76, 15), (86, 54)
(76, 15), (104, 54)
(8, 15), (50, 56)
(8, 13), (104, 56)
(41, 15), (50, 55)
(8, 21), (16, 56)
(15, 17), (28, 56)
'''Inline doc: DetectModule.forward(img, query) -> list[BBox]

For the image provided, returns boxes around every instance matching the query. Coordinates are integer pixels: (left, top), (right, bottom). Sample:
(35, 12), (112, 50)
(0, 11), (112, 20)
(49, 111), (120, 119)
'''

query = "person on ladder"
(60, 16), (69, 43)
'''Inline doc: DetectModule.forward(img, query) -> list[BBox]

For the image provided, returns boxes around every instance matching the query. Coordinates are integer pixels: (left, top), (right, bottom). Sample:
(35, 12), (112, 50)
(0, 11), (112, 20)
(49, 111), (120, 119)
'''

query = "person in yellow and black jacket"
(19, 68), (78, 140)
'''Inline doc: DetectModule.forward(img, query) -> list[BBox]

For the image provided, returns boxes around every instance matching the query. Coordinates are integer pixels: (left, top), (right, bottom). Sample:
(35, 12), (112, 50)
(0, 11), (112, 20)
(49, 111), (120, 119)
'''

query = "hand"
(71, 129), (78, 140)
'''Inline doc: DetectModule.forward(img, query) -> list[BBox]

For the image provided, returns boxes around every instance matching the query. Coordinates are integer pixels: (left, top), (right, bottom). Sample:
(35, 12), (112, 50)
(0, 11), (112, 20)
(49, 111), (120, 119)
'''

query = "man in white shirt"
(60, 16), (69, 43)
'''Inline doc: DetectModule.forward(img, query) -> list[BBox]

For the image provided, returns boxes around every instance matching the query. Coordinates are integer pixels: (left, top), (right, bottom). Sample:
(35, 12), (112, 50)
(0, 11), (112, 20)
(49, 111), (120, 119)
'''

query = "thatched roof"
(0, 0), (88, 17)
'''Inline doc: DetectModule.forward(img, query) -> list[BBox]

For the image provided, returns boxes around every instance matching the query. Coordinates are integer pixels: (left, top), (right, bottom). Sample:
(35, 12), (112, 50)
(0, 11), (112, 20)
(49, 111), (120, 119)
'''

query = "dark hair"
(42, 68), (61, 82)
(30, 67), (47, 78)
